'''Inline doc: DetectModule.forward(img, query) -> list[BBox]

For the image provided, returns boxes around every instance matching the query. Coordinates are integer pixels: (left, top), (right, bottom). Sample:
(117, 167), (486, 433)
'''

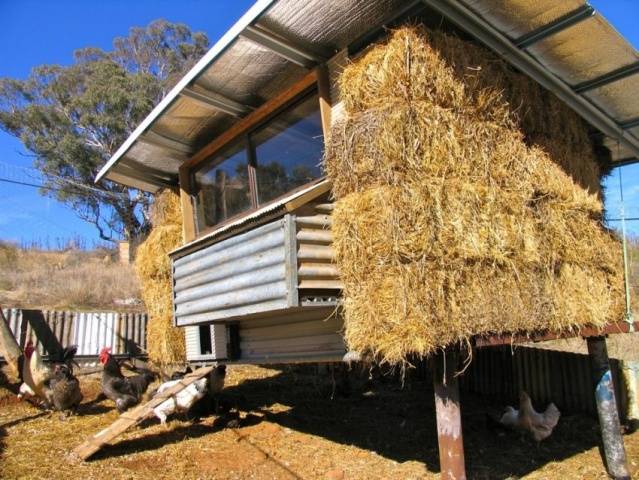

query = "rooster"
(20, 341), (51, 402)
(99, 347), (155, 413)
(495, 391), (561, 442)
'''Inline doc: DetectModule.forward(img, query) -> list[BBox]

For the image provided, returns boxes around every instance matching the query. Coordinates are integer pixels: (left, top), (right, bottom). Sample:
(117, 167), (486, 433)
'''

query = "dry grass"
(0, 242), (140, 310)
(1, 364), (638, 480)
(135, 190), (185, 365)
(326, 27), (624, 366)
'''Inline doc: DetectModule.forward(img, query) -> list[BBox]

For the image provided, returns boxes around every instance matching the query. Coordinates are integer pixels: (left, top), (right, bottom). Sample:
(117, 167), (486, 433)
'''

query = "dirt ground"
(1, 364), (638, 480)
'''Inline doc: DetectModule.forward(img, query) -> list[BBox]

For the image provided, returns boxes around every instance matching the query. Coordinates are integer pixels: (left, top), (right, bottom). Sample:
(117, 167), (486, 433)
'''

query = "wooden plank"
(184, 70), (318, 170)
(284, 180), (332, 212)
(317, 64), (332, 141)
(178, 168), (196, 243)
(72, 366), (214, 461)
(473, 321), (638, 348)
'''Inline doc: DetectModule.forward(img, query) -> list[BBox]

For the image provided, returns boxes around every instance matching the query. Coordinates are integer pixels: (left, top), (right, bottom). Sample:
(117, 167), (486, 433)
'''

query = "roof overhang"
(97, 0), (639, 192)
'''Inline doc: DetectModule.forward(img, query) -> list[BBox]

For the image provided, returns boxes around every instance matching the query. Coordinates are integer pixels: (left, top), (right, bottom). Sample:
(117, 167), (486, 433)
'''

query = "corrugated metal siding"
(239, 307), (345, 363)
(296, 203), (342, 291)
(1, 309), (147, 361)
(459, 346), (632, 422)
(173, 217), (291, 325)
(184, 324), (229, 362)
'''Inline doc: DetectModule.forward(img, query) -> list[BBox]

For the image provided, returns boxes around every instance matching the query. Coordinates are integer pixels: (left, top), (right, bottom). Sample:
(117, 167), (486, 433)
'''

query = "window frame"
(180, 69), (331, 241)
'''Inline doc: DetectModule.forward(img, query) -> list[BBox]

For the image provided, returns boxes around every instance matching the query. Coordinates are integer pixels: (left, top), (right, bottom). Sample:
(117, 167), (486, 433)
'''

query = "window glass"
(193, 139), (251, 231)
(251, 93), (324, 204)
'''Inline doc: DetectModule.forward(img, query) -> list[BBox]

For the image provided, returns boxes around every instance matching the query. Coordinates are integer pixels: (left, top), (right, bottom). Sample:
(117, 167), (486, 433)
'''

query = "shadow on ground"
(213, 365), (607, 480)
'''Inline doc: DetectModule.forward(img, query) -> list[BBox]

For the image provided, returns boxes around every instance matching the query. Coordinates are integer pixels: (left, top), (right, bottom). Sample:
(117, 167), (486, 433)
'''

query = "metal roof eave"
(423, 0), (639, 164)
(94, 0), (276, 186)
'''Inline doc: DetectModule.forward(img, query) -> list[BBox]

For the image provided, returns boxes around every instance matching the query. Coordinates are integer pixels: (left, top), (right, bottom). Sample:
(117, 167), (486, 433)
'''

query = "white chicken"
(497, 391), (561, 442)
(152, 377), (208, 424)
(20, 341), (53, 404)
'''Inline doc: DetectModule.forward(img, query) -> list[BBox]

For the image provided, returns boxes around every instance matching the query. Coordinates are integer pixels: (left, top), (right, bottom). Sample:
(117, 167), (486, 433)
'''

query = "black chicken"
(99, 347), (156, 413)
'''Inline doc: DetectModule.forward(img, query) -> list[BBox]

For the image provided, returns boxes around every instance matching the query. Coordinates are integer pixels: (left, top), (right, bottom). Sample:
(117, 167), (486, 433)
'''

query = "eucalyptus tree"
(0, 20), (208, 241)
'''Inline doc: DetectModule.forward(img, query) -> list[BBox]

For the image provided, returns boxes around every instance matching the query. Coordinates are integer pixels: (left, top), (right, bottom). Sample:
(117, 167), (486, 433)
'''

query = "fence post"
(587, 336), (630, 480)
(432, 348), (466, 480)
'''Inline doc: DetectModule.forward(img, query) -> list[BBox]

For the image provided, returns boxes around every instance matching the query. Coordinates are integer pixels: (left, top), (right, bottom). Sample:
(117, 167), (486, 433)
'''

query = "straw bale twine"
(135, 190), (185, 365)
(326, 27), (623, 365)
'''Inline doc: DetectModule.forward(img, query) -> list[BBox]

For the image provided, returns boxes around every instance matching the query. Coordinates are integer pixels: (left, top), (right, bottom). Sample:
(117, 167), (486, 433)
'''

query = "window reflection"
(252, 93), (323, 204)
(193, 139), (251, 232)
(191, 91), (324, 232)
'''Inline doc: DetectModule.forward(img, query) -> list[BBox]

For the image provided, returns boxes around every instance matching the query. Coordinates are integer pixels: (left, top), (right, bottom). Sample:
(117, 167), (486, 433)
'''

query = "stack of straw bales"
(135, 190), (185, 365)
(325, 27), (623, 366)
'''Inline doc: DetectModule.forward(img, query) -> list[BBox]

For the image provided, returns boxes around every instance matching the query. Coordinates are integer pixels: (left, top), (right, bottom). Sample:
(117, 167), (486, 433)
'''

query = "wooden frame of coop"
(97, 1), (639, 478)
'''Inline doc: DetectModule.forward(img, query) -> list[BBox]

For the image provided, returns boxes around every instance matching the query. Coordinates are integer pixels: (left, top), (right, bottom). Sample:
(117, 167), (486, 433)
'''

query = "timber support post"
(586, 336), (631, 480)
(432, 348), (467, 480)
(0, 306), (22, 379)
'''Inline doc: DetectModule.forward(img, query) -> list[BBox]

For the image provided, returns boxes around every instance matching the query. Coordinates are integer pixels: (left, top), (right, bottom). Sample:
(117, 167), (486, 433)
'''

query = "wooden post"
(432, 348), (466, 480)
(587, 336), (631, 480)
(0, 307), (22, 379)
(178, 166), (197, 243)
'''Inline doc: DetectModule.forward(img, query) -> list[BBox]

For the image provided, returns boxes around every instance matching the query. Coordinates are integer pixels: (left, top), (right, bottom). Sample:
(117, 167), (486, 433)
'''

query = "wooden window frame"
(179, 67), (332, 243)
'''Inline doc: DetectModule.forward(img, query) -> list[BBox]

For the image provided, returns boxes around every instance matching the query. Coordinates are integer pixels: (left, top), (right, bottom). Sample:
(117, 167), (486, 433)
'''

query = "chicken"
(188, 365), (227, 420)
(17, 382), (36, 401)
(19, 342), (80, 407)
(152, 377), (208, 424)
(45, 363), (83, 415)
(20, 341), (52, 403)
(496, 391), (561, 442)
(99, 347), (155, 412)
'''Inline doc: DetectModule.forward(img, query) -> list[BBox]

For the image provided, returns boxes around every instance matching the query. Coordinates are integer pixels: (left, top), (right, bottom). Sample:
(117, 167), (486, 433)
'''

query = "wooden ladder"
(72, 365), (214, 461)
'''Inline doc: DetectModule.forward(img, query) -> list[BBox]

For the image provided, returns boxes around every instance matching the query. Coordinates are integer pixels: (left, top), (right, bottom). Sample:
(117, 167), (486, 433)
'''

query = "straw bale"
(135, 190), (185, 365)
(326, 27), (623, 365)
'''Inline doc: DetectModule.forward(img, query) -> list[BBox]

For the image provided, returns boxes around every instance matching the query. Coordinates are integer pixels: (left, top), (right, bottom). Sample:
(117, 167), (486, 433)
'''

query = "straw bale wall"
(325, 27), (623, 365)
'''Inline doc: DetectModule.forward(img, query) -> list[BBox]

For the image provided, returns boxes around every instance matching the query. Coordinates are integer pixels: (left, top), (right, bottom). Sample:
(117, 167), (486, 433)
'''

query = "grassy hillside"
(0, 241), (141, 311)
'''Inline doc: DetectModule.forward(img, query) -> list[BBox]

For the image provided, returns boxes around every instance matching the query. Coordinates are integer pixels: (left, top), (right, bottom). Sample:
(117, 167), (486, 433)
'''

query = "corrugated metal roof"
(97, 0), (639, 192)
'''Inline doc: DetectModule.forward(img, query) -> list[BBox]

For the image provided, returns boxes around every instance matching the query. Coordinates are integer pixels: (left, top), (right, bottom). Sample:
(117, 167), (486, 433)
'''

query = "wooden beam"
(316, 65), (332, 143)
(72, 366), (214, 461)
(586, 337), (631, 479)
(0, 307), (22, 379)
(473, 321), (638, 348)
(432, 348), (466, 480)
(178, 166), (197, 243)
(184, 69), (318, 170)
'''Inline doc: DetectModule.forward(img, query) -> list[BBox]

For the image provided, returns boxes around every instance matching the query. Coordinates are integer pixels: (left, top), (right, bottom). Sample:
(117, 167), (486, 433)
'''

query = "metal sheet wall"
(1, 308), (147, 360)
(459, 346), (631, 422)
(296, 203), (342, 292)
(173, 217), (292, 326)
(184, 324), (228, 362)
(238, 307), (345, 363)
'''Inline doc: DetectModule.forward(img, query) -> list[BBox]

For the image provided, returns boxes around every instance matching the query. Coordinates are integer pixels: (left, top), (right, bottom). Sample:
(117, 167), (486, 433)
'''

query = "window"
(193, 138), (252, 232)
(252, 93), (324, 204)
(192, 91), (324, 233)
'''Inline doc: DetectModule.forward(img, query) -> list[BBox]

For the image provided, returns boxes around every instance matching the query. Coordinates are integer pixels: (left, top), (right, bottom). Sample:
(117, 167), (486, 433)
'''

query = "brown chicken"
(46, 363), (83, 415)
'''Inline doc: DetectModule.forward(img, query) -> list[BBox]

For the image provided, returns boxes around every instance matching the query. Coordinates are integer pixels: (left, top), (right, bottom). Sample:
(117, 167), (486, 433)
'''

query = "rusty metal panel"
(173, 217), (291, 326)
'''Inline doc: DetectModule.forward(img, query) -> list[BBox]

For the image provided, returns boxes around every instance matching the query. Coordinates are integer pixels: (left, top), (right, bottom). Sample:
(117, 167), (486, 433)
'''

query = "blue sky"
(0, 0), (638, 247)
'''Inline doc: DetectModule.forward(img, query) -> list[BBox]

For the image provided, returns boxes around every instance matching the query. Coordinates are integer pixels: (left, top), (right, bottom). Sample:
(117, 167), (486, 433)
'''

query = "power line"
(0, 176), (61, 192)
